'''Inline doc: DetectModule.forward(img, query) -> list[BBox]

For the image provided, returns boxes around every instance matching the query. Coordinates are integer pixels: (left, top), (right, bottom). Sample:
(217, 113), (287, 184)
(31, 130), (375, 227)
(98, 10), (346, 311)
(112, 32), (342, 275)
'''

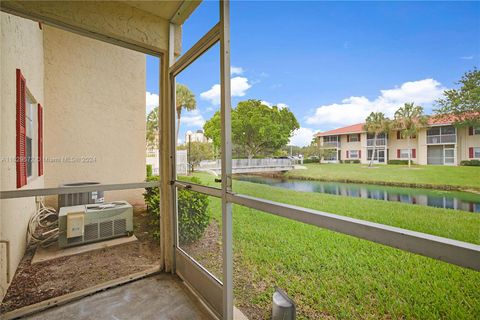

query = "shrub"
(146, 164), (153, 178)
(144, 175), (160, 239)
(460, 159), (480, 166)
(143, 176), (210, 244)
(388, 160), (415, 165)
(343, 160), (360, 164)
(303, 158), (319, 164)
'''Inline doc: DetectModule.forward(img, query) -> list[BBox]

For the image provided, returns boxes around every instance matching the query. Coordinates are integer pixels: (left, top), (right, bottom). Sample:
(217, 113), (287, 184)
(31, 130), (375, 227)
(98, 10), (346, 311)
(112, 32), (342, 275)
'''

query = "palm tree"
(176, 83), (196, 145)
(146, 106), (159, 148)
(393, 102), (428, 168)
(364, 112), (390, 167)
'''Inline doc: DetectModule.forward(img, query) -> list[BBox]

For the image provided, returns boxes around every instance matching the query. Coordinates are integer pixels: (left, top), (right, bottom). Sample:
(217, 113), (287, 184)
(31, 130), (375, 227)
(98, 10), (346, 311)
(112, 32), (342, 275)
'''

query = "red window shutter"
(397, 149), (400, 158)
(347, 135), (350, 142)
(469, 147), (474, 158)
(412, 148), (416, 158)
(16, 69), (27, 188)
(38, 103), (44, 176)
(396, 131), (401, 139)
(358, 134), (361, 141)
(412, 134), (416, 139)
(359, 150), (361, 158)
(469, 127), (473, 135)
(346, 150), (349, 158)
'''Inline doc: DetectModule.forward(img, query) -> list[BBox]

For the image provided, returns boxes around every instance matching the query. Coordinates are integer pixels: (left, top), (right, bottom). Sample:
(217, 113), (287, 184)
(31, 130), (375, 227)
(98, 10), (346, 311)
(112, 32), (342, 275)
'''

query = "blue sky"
(146, 1), (480, 146)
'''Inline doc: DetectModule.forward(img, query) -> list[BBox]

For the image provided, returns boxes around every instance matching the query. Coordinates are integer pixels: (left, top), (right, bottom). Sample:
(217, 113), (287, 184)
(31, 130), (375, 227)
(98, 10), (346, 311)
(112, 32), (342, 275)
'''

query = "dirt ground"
(0, 207), (160, 314)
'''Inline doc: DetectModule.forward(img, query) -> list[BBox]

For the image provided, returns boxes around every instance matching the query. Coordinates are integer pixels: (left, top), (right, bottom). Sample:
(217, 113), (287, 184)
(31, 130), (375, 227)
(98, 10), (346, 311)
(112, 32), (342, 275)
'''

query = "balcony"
(323, 141), (341, 148)
(427, 134), (456, 144)
(366, 138), (387, 146)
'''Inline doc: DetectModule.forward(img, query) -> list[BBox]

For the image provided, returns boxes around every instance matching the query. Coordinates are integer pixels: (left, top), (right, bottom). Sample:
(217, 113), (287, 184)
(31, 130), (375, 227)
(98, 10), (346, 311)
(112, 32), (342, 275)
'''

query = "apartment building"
(315, 117), (480, 165)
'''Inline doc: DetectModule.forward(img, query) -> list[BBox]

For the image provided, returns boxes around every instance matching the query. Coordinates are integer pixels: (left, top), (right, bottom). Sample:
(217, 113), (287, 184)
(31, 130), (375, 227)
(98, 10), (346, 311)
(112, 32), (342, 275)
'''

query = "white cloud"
(460, 55), (474, 60)
(200, 76), (252, 105)
(261, 100), (272, 107)
(146, 91), (159, 114)
(260, 101), (288, 109)
(306, 79), (446, 129)
(231, 66), (244, 75)
(180, 109), (205, 127)
(289, 127), (316, 147)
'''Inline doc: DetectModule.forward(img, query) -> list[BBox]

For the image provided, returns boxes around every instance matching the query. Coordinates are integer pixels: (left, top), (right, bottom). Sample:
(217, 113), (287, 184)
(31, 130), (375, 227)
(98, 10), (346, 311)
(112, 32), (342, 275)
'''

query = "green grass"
(287, 163), (480, 190)
(193, 173), (480, 319)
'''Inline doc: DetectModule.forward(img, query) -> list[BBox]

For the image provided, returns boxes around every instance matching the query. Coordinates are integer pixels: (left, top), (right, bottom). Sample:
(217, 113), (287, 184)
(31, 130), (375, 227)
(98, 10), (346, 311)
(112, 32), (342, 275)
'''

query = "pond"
(234, 175), (480, 213)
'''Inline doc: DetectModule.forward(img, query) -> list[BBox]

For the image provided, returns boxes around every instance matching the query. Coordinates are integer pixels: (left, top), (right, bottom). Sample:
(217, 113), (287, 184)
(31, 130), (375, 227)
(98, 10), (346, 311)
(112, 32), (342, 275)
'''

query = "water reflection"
(235, 175), (480, 213)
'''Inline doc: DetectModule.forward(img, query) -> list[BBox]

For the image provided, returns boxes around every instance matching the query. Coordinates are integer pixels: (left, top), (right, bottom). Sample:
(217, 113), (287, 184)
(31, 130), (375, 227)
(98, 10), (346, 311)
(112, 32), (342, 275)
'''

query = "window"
(472, 147), (480, 159)
(323, 136), (338, 143)
(399, 149), (410, 159)
(473, 127), (480, 135)
(398, 149), (416, 159)
(26, 95), (36, 178)
(349, 150), (359, 158)
(348, 134), (360, 142)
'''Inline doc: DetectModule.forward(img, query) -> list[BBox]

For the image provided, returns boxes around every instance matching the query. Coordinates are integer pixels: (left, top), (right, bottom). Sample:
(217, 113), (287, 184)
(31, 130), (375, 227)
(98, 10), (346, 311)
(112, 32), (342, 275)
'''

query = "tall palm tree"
(364, 112), (390, 167)
(146, 106), (159, 148)
(393, 103), (428, 168)
(176, 83), (197, 145)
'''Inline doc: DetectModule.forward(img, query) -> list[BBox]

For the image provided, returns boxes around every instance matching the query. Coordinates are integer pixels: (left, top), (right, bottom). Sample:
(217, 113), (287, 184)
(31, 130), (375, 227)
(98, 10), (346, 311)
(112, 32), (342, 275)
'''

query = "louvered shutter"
(397, 149), (400, 158)
(412, 149), (416, 158)
(469, 147), (474, 158)
(16, 69), (27, 188)
(469, 127), (473, 135)
(346, 150), (349, 158)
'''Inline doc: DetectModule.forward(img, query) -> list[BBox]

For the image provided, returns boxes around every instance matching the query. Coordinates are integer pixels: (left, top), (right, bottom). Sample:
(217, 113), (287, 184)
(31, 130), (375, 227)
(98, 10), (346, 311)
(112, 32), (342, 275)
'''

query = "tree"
(393, 103), (427, 168)
(178, 141), (214, 172)
(176, 83), (197, 144)
(435, 69), (480, 127)
(146, 106), (159, 148)
(204, 100), (299, 159)
(364, 112), (390, 167)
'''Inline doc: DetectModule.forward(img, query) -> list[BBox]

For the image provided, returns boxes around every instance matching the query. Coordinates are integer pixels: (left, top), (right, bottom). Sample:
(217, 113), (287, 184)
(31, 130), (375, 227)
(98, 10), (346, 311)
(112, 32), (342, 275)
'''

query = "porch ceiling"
(0, 0), (201, 55)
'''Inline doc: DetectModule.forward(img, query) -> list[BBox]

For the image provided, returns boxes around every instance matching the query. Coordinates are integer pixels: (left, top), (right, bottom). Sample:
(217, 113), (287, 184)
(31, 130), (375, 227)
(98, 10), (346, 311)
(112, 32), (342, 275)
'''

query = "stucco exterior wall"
(0, 13), (45, 299)
(341, 135), (362, 161)
(388, 133), (420, 162)
(43, 25), (146, 206)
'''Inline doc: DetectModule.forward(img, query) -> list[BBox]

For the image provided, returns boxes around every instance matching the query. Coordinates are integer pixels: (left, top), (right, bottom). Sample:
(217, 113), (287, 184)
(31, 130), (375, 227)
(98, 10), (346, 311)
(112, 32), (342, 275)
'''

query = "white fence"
(146, 149), (187, 176)
(199, 158), (294, 170)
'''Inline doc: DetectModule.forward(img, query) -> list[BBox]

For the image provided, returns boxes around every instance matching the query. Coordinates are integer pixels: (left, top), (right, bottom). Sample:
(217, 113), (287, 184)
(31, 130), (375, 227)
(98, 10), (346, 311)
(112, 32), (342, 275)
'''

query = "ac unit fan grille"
(114, 219), (127, 235)
(84, 223), (99, 241)
(100, 221), (113, 238)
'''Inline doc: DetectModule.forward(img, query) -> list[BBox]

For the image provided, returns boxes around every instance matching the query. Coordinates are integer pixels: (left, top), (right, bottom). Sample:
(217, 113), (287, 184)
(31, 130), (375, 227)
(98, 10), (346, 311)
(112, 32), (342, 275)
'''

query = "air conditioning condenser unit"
(58, 201), (133, 248)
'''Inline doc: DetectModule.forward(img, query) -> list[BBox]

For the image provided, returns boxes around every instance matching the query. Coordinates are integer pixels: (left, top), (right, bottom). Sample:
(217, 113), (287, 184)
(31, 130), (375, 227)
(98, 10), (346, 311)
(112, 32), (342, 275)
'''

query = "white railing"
(427, 134), (456, 144)
(323, 141), (341, 148)
(199, 158), (294, 170)
(367, 138), (387, 146)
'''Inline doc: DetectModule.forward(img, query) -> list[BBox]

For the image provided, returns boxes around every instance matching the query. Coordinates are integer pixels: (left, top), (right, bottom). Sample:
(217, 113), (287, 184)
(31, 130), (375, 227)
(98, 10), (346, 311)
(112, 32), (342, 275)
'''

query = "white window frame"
(399, 149), (411, 159)
(349, 150), (359, 158)
(348, 134), (359, 142)
(473, 127), (480, 135)
(474, 147), (480, 158)
(25, 91), (38, 181)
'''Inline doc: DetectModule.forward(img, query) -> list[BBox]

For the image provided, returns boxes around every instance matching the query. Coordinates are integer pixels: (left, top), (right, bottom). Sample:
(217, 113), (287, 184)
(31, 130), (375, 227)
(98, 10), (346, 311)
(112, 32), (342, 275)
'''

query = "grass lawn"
(192, 173), (480, 319)
(286, 163), (480, 191)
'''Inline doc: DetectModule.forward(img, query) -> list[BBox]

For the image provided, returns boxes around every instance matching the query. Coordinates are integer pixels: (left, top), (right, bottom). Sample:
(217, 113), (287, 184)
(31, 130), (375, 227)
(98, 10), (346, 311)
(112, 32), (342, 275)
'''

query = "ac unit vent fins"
(84, 223), (99, 241)
(114, 219), (127, 235)
(100, 221), (113, 238)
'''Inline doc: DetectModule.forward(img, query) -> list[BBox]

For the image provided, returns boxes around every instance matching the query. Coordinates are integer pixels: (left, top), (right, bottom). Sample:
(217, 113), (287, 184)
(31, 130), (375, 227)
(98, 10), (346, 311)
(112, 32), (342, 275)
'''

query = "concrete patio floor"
(24, 273), (213, 320)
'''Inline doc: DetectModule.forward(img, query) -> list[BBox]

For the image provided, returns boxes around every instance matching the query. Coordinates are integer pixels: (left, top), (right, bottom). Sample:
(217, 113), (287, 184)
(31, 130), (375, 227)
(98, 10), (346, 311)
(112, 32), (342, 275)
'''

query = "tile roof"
(315, 123), (365, 137)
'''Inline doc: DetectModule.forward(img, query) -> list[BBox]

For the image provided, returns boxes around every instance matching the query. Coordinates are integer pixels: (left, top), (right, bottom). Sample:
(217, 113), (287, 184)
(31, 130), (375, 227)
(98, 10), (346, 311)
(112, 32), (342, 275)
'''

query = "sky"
(146, 1), (480, 146)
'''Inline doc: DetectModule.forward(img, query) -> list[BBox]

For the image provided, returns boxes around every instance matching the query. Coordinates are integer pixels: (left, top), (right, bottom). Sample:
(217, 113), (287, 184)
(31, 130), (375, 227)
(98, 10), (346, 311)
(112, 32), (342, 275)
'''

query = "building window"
(473, 147), (480, 159)
(348, 134), (360, 142)
(26, 95), (36, 178)
(349, 150), (359, 159)
(474, 127), (480, 135)
(399, 149), (410, 159)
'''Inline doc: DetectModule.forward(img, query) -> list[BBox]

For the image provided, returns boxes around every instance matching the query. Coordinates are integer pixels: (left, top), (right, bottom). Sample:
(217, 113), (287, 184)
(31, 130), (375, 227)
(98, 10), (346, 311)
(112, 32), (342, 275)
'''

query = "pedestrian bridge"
(197, 158), (296, 175)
